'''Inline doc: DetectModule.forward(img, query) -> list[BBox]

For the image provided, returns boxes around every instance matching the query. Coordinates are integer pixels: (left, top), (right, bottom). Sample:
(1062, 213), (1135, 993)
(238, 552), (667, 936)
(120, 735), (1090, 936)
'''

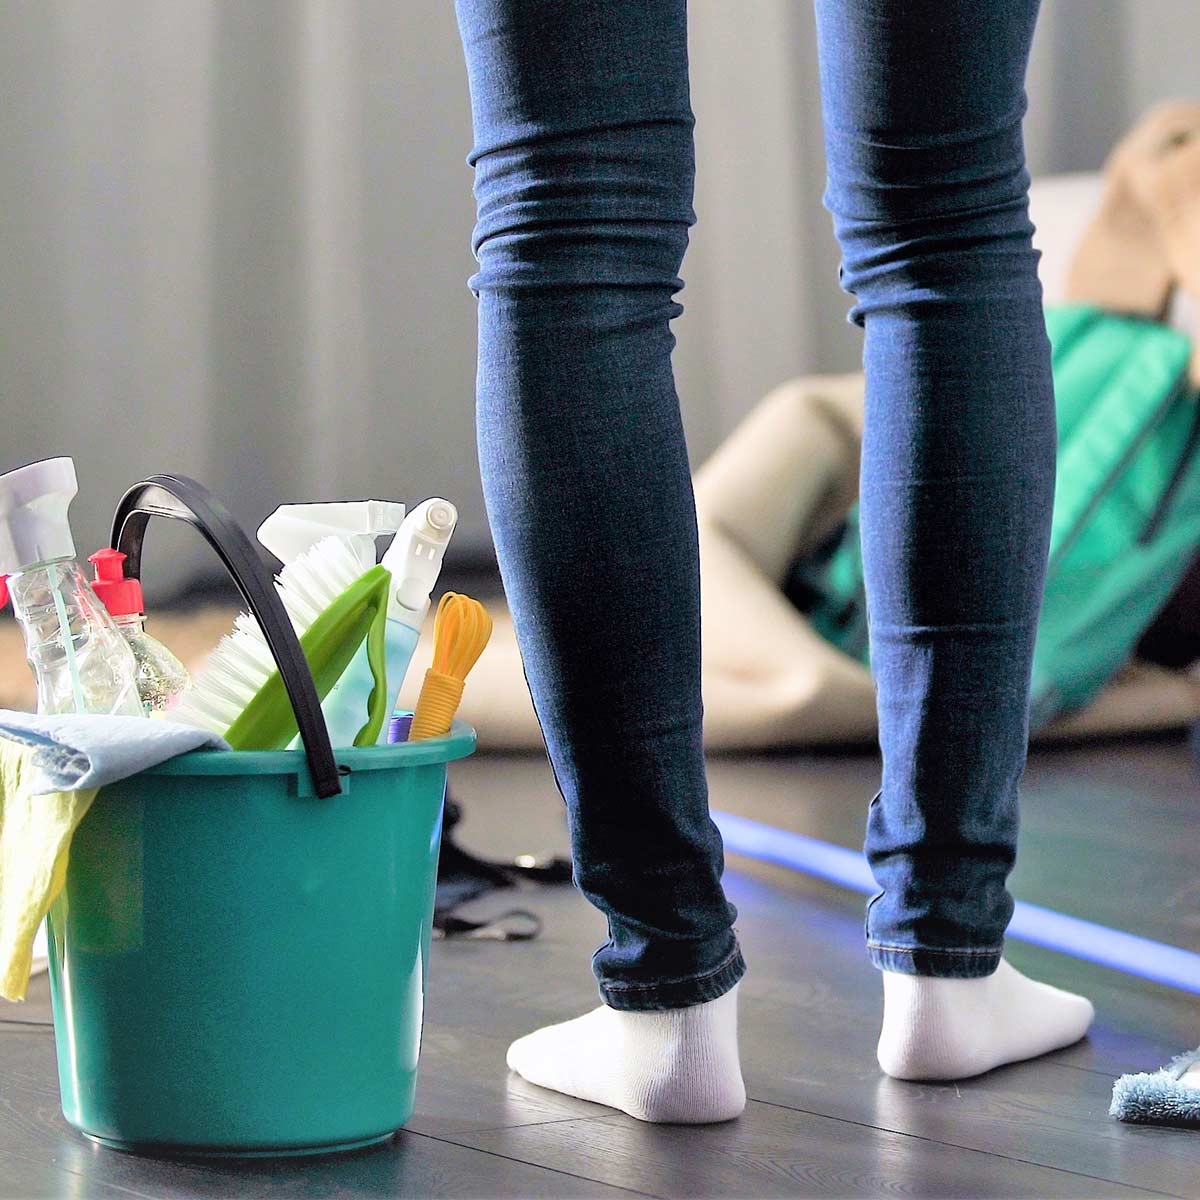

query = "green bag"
(786, 304), (1200, 730)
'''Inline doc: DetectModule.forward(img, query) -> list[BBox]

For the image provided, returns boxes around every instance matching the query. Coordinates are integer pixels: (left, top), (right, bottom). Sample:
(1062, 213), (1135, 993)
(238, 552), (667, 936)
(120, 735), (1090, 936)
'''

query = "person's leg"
(455, 0), (745, 1121)
(813, 0), (1094, 1078)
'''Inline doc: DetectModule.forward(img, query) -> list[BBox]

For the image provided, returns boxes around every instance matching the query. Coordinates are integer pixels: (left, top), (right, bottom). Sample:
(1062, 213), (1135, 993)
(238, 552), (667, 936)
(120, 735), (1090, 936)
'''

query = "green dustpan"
(224, 564), (392, 751)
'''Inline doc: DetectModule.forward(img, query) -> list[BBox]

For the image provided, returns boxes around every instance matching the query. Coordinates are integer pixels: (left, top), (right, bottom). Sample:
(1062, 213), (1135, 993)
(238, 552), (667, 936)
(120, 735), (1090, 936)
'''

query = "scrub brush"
(409, 592), (493, 741)
(176, 536), (392, 750)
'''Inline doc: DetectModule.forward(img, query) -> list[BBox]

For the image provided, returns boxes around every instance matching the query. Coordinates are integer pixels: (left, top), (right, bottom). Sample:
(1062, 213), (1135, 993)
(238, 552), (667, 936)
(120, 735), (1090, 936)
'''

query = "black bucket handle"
(110, 475), (342, 799)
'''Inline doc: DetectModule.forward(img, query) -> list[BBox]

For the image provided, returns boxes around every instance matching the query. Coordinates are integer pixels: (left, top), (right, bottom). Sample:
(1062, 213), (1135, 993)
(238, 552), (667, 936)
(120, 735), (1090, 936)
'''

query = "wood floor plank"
(4, 739), (1198, 1198)
(713, 865), (1200, 1199)
(450, 747), (1200, 1076)
(0, 1029), (645, 1199)
(0, 1153), (154, 1200)
(8, 972), (52, 1025)
(701, 733), (1200, 953)
(440, 757), (1200, 1196)
(452, 736), (1200, 956)
(450, 1101), (1168, 1200)
(417, 880), (1200, 1196)
(410, 1023), (616, 1137)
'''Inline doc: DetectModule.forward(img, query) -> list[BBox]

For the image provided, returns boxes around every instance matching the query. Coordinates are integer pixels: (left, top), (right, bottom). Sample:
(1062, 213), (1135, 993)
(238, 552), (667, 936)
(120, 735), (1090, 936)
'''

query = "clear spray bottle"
(258, 497), (456, 746)
(0, 458), (143, 717)
(88, 549), (189, 714)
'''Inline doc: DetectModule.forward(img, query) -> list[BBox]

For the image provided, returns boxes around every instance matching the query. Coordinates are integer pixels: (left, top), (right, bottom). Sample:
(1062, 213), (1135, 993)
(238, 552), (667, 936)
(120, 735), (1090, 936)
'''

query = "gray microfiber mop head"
(1111, 1048), (1200, 1126)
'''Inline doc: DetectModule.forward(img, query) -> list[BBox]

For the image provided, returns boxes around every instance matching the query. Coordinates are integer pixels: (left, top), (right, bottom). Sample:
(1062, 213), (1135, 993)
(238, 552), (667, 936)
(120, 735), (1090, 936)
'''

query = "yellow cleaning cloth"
(0, 739), (96, 1001)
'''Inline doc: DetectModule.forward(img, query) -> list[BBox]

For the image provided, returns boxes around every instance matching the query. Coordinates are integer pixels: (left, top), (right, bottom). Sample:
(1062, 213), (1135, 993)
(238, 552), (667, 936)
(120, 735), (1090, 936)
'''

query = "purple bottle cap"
(387, 713), (414, 744)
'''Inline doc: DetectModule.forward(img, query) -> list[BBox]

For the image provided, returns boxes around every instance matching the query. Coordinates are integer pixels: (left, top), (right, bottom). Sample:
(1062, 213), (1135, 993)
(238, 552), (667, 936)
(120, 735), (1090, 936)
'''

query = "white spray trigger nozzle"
(381, 497), (458, 621)
(0, 456), (79, 574)
(257, 500), (405, 567)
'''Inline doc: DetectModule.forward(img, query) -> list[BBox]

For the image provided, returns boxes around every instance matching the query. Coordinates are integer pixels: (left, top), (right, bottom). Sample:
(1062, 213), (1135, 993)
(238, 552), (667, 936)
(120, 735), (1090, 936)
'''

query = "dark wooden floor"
(3, 733), (1200, 1198)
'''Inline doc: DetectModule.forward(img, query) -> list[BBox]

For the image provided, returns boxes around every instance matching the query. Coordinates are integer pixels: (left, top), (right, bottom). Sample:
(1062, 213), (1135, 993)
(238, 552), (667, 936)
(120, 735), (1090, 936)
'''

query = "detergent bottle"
(89, 548), (190, 714)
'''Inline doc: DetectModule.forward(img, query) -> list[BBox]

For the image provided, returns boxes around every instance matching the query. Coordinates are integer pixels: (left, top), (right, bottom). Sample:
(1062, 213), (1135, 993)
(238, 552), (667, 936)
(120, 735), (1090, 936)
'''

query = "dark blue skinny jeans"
(455, 0), (1053, 1007)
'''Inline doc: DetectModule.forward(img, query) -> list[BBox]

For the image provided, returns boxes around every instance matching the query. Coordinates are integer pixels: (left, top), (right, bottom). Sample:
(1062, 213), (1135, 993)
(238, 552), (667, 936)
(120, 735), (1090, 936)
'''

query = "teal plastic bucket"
(46, 723), (475, 1156)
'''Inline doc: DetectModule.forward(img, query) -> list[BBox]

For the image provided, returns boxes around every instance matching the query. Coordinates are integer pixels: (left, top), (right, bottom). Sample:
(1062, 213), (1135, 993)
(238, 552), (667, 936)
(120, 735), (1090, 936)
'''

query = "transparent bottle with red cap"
(0, 458), (143, 716)
(88, 549), (190, 715)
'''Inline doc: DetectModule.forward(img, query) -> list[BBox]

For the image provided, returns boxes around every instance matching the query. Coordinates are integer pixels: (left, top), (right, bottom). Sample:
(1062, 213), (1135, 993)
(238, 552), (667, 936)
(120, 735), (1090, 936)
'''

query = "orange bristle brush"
(409, 592), (493, 741)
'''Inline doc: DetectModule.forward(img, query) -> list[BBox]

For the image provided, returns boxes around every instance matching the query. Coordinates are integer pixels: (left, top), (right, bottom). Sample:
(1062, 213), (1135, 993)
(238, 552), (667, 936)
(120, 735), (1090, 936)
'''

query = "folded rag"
(0, 712), (228, 1001)
(1112, 1048), (1200, 1126)
(0, 712), (227, 794)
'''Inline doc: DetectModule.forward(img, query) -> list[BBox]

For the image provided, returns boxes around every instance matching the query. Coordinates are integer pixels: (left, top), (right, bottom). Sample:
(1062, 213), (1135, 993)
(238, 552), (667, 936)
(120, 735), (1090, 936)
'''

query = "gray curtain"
(1, 0), (1194, 594)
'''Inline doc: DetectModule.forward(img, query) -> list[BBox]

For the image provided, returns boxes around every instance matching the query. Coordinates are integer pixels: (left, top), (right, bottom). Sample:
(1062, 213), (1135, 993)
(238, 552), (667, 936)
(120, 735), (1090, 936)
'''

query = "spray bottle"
(255, 499), (406, 570)
(258, 497), (456, 746)
(0, 458), (143, 716)
(88, 549), (190, 714)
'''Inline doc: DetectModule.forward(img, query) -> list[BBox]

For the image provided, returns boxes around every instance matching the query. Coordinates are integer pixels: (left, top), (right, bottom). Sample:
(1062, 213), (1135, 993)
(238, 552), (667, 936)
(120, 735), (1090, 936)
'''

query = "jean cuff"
(868, 942), (1002, 978)
(599, 944), (747, 1012)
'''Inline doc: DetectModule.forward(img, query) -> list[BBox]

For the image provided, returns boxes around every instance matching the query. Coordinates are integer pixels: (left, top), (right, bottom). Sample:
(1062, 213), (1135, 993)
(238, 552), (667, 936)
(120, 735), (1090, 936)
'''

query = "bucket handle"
(110, 475), (343, 799)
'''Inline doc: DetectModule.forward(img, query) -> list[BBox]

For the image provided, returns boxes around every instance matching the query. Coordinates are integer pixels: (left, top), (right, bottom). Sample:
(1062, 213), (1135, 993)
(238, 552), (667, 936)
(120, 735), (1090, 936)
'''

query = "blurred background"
(1, 0), (1196, 597)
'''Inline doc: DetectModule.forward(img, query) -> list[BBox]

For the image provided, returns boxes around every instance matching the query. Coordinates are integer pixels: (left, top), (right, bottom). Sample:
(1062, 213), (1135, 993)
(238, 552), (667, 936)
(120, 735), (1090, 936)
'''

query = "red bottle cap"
(88, 549), (144, 616)
(0, 575), (7, 609)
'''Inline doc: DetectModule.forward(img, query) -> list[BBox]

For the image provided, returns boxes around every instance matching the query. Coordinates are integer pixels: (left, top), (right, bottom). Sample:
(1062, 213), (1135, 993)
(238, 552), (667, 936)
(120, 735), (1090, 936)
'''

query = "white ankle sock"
(877, 958), (1095, 1080)
(505, 984), (746, 1124)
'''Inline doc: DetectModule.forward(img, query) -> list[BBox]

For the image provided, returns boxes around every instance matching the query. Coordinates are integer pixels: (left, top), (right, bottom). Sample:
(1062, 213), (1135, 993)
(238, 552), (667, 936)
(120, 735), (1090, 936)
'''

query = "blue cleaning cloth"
(1111, 1048), (1200, 1126)
(0, 711), (229, 1001)
(0, 711), (229, 794)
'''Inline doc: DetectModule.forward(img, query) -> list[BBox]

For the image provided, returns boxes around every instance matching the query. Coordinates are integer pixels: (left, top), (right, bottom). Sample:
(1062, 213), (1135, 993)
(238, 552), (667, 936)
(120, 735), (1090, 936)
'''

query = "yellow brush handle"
(409, 671), (465, 742)
(409, 592), (492, 741)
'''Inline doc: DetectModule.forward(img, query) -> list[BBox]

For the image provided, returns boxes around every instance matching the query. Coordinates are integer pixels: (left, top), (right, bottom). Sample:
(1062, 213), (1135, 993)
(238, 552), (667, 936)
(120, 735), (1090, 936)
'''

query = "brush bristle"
(174, 535), (377, 737)
(276, 537), (372, 628)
